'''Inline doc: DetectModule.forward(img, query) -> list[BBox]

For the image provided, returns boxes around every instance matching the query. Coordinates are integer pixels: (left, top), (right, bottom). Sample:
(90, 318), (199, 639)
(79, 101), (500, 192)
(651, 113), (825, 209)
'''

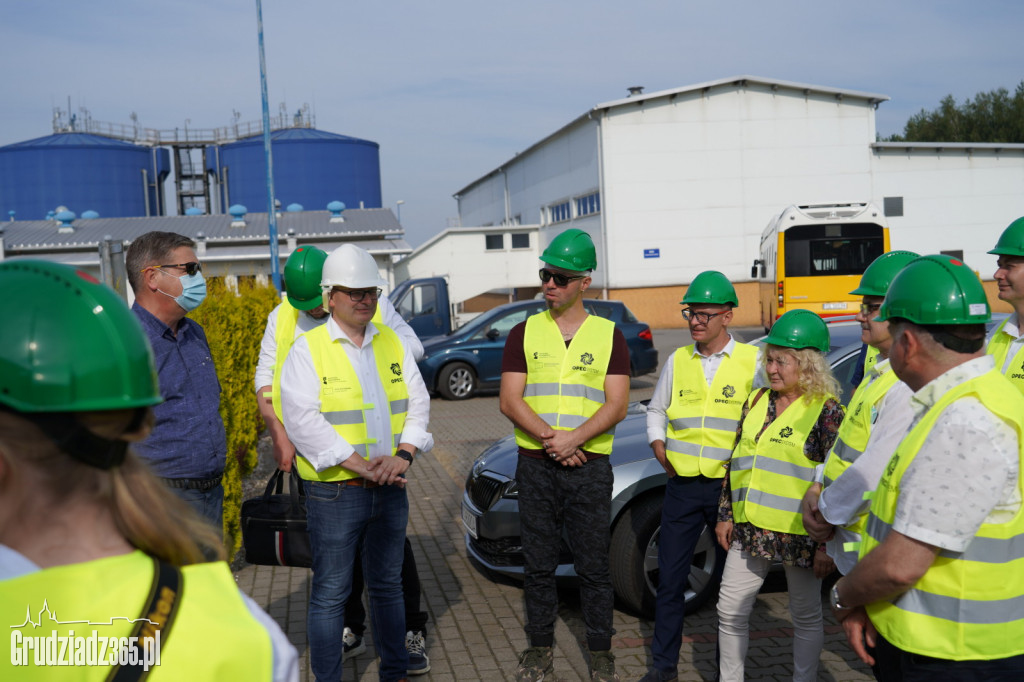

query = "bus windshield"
(784, 223), (885, 277)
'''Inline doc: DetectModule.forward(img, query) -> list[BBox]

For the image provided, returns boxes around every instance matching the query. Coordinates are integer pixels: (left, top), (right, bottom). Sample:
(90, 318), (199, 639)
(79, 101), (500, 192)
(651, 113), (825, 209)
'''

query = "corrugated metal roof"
(454, 75), (891, 197)
(0, 132), (148, 151)
(2, 208), (405, 251)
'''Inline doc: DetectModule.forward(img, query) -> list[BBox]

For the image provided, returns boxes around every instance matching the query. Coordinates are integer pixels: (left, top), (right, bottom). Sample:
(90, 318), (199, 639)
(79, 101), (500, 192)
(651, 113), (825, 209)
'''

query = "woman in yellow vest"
(0, 261), (297, 681)
(715, 310), (844, 682)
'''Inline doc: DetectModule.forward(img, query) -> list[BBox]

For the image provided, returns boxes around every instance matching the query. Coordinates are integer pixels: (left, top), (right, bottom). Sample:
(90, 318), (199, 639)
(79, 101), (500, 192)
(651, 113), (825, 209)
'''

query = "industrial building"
(449, 75), (1024, 327)
(0, 108), (382, 221)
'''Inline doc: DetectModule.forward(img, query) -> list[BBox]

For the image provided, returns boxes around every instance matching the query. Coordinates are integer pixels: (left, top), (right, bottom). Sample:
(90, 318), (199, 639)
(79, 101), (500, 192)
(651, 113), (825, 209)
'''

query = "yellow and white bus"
(752, 202), (890, 330)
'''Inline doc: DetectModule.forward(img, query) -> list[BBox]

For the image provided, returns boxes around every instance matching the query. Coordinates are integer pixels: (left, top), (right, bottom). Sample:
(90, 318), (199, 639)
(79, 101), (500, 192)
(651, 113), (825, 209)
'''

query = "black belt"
(161, 475), (222, 491)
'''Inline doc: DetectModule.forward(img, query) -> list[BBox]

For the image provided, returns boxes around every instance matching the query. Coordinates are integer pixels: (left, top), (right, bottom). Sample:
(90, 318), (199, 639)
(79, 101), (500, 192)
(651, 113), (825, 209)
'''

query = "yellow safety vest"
(0, 551), (271, 680)
(295, 323), (409, 482)
(269, 302), (384, 422)
(987, 317), (1024, 395)
(515, 312), (617, 455)
(861, 369), (1024, 660)
(730, 391), (832, 534)
(822, 359), (899, 487)
(665, 343), (758, 477)
(863, 345), (880, 376)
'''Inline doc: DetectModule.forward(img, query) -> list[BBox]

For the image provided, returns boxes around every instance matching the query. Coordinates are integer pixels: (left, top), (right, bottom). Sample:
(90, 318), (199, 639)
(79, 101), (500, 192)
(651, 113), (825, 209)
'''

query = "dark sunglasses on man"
(145, 261), (202, 276)
(539, 268), (586, 287)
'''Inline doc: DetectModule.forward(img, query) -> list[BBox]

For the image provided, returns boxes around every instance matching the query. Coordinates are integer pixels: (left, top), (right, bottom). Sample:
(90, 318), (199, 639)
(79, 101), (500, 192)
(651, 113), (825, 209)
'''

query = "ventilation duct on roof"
(229, 204), (247, 228)
(327, 200), (345, 223)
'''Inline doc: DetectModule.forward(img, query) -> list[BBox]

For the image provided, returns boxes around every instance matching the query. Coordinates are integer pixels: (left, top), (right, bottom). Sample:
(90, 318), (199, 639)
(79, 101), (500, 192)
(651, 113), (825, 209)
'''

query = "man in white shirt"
(641, 271), (761, 682)
(801, 251), (919, 576)
(280, 244), (432, 682)
(831, 254), (1024, 679)
(255, 245), (430, 676)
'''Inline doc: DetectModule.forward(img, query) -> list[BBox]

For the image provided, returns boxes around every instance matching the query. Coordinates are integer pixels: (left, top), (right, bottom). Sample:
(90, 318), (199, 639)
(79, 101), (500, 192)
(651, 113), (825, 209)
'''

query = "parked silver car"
(461, 321), (869, 616)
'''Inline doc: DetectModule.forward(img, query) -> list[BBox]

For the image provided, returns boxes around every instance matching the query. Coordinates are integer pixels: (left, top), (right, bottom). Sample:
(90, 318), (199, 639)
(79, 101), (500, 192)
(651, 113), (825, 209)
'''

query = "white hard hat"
(320, 244), (388, 290)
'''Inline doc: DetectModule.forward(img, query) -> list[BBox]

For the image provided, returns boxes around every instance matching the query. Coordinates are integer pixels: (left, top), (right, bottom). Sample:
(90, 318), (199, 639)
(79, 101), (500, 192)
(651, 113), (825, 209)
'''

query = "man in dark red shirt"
(500, 228), (630, 682)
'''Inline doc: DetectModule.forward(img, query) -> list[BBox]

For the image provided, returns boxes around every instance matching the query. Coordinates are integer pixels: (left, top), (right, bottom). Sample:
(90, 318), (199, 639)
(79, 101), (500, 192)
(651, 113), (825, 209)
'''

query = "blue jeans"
(651, 475), (725, 672)
(168, 483), (224, 532)
(304, 480), (409, 682)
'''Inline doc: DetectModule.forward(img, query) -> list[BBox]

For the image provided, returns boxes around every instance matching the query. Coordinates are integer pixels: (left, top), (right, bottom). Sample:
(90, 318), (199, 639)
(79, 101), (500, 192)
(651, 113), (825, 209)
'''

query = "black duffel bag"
(240, 468), (312, 567)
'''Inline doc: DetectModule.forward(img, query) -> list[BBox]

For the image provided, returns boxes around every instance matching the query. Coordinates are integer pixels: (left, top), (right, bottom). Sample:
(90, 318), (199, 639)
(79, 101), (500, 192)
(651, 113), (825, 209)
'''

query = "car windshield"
(471, 306), (536, 340)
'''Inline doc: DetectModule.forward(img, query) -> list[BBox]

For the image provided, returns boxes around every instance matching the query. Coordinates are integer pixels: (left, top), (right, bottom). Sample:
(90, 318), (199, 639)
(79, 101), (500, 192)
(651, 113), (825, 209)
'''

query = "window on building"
(883, 196), (904, 217)
(548, 201), (571, 225)
(485, 234), (504, 250)
(575, 192), (601, 218)
(511, 233), (530, 249)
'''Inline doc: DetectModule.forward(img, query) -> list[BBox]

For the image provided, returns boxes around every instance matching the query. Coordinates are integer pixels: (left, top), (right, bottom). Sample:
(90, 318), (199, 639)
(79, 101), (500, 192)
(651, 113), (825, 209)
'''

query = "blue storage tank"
(0, 133), (170, 219)
(211, 128), (381, 213)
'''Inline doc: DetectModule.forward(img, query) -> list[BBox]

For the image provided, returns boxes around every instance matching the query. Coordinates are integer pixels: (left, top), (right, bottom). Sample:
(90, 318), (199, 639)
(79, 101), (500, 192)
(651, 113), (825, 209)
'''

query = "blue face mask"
(158, 270), (207, 312)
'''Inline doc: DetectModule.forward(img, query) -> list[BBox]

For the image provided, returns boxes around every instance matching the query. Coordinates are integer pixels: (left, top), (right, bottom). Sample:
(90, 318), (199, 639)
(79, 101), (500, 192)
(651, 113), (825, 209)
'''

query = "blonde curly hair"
(764, 344), (840, 402)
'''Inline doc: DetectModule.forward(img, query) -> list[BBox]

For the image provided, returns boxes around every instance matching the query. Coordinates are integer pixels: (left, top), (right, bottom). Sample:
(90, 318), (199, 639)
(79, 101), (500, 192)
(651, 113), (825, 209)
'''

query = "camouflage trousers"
(516, 454), (614, 651)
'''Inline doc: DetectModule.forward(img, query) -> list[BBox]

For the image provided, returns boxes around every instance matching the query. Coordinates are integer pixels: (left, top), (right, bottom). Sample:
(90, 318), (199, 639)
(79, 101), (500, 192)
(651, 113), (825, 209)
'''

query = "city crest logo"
(390, 363), (402, 376)
(580, 352), (594, 366)
(779, 426), (794, 438)
(722, 385), (736, 398)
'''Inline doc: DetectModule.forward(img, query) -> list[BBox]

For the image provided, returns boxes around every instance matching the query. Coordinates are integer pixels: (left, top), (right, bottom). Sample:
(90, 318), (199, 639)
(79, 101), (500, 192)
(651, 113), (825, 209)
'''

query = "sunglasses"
(539, 269), (586, 287)
(146, 262), (202, 276)
(859, 303), (882, 315)
(332, 287), (382, 303)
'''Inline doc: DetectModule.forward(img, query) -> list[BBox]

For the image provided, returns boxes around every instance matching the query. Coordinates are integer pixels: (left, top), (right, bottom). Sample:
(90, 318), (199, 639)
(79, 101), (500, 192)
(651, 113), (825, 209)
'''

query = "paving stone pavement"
(234, 327), (875, 680)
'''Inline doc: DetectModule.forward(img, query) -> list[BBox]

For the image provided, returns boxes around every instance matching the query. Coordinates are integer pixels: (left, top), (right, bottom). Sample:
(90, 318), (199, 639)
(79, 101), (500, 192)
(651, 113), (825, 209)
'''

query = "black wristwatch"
(395, 449), (415, 466)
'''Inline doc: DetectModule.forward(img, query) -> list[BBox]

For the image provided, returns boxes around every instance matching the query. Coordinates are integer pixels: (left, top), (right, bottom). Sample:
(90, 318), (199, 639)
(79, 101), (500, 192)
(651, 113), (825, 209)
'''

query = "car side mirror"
(486, 328), (500, 341)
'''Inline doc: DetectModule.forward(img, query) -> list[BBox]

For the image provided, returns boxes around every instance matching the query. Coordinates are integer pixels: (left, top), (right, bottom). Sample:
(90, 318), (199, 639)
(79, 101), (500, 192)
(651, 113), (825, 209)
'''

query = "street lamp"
(395, 199), (405, 224)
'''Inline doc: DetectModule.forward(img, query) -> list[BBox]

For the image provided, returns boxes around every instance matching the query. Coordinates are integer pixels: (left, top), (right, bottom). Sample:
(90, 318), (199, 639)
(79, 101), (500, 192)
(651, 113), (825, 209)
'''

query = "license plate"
(461, 503), (479, 539)
(822, 302), (848, 311)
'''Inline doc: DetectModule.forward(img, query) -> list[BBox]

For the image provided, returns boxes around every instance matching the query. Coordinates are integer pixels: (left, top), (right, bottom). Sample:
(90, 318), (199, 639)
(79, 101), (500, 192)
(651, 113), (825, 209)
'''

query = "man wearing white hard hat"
(280, 243), (433, 682)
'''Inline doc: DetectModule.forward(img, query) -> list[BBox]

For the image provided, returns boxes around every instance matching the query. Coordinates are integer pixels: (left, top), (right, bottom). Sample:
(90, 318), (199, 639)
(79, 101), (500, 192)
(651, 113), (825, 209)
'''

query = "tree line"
(883, 80), (1024, 143)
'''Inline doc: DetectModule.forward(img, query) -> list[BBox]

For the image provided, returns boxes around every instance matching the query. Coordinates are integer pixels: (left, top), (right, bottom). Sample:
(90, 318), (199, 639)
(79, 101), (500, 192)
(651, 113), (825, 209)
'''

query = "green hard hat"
(850, 251), (920, 297)
(0, 260), (162, 413)
(877, 254), (990, 325)
(540, 228), (597, 272)
(765, 309), (830, 352)
(987, 217), (1024, 257)
(284, 246), (328, 310)
(681, 270), (739, 307)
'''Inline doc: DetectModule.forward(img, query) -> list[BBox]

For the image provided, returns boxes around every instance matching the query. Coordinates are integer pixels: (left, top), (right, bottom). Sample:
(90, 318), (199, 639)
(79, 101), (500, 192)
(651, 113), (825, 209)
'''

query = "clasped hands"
(540, 429), (586, 467)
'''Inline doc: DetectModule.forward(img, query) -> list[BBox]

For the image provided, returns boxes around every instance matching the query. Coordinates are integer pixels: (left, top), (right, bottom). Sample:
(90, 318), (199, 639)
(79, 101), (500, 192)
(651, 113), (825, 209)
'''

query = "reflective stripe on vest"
(0, 551), (272, 680)
(987, 318), (1024, 395)
(665, 343), (758, 478)
(861, 369), (1024, 660)
(271, 301), (301, 423)
(730, 391), (830, 534)
(515, 311), (616, 454)
(863, 345), (880, 376)
(295, 323), (409, 482)
(822, 362), (899, 486)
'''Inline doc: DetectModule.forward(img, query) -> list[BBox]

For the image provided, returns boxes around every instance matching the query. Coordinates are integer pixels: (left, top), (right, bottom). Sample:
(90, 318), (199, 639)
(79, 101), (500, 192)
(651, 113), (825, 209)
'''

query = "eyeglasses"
(146, 262), (202, 276)
(681, 309), (726, 324)
(539, 269), (586, 287)
(333, 287), (382, 302)
(859, 303), (882, 315)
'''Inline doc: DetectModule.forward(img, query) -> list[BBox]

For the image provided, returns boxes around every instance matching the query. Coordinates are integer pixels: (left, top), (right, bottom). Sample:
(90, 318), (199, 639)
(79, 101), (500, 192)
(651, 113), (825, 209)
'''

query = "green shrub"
(191, 277), (281, 558)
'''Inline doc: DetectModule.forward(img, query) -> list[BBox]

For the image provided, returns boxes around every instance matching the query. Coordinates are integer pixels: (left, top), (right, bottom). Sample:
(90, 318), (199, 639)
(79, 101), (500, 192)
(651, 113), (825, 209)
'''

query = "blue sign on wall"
(644, 248), (660, 259)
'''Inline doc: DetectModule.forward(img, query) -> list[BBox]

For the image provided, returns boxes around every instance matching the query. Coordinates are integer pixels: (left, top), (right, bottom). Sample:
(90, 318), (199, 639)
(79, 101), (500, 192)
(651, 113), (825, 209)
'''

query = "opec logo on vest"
(9, 599), (161, 672)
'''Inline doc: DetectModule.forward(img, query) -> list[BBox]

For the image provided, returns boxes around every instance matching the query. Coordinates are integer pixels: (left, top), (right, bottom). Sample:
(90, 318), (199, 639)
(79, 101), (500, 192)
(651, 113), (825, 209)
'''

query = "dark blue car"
(419, 299), (659, 399)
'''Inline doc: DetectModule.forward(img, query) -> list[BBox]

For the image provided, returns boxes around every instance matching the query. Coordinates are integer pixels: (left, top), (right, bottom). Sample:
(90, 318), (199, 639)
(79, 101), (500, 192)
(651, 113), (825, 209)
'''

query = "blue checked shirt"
(132, 304), (227, 479)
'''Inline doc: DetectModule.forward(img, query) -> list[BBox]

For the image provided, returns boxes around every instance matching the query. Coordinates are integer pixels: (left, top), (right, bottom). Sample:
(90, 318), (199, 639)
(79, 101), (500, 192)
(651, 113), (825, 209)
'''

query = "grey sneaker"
(515, 646), (553, 682)
(342, 627), (365, 658)
(638, 668), (679, 682)
(405, 630), (430, 675)
(589, 650), (619, 682)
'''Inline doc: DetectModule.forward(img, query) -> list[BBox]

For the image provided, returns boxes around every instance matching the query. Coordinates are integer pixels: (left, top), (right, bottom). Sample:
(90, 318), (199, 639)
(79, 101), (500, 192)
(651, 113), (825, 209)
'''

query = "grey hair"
(125, 231), (196, 293)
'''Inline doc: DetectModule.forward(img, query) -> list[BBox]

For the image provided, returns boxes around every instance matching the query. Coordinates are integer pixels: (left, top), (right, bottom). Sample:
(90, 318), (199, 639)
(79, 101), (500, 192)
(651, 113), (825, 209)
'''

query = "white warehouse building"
(451, 75), (1024, 327)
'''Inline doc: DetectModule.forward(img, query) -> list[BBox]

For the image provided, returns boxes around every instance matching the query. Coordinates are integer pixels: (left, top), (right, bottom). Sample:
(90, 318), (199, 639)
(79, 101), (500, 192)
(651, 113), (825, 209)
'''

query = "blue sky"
(2, 1), (1021, 246)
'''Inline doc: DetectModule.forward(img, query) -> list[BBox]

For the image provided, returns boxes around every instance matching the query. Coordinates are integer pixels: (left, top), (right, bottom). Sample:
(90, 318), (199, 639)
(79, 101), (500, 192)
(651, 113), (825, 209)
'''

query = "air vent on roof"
(327, 200), (345, 223)
(229, 204), (247, 228)
(627, 86), (644, 97)
(55, 210), (76, 234)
